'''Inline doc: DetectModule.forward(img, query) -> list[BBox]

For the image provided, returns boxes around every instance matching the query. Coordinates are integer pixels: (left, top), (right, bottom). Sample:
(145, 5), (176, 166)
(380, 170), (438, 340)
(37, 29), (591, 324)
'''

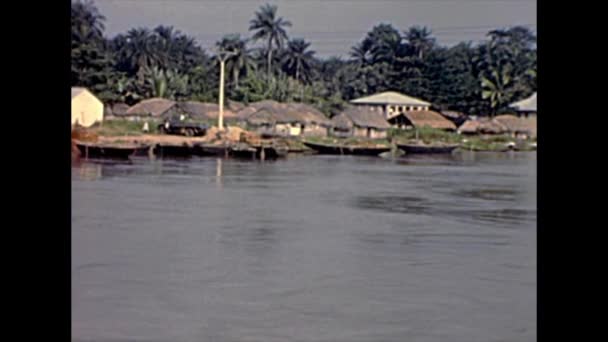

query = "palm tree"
(216, 34), (254, 90)
(282, 39), (315, 84)
(403, 26), (435, 59)
(282, 38), (315, 101)
(481, 64), (514, 115)
(249, 4), (292, 81)
(71, 0), (106, 43)
(350, 42), (370, 66)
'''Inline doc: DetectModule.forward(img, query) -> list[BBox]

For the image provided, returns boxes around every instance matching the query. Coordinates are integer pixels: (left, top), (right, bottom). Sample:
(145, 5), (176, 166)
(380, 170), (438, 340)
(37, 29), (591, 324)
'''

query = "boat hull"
(302, 142), (390, 156)
(76, 143), (149, 159)
(397, 143), (459, 154)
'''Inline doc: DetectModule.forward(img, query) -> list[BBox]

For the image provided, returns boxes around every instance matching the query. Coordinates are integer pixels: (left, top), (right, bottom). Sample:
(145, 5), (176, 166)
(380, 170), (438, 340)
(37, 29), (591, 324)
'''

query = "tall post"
(219, 59), (226, 131)
(216, 49), (237, 132)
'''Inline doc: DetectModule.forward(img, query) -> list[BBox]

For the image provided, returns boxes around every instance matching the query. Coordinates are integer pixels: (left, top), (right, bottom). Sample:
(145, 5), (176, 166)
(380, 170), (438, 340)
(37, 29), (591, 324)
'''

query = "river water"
(72, 151), (536, 342)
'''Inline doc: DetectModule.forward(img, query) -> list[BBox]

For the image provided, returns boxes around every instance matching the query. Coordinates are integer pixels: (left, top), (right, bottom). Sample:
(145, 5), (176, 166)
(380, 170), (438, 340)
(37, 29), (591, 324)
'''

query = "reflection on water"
(72, 152), (536, 342)
(77, 162), (102, 181)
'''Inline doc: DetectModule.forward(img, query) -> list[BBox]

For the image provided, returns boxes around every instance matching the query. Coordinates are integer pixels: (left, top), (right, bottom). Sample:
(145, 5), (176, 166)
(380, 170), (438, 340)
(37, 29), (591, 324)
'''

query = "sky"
(93, 0), (537, 58)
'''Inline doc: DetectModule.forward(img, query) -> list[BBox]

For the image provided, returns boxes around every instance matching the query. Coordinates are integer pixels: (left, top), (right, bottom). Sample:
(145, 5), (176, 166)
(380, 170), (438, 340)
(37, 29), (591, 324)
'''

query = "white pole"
(219, 59), (225, 131)
(216, 49), (237, 132)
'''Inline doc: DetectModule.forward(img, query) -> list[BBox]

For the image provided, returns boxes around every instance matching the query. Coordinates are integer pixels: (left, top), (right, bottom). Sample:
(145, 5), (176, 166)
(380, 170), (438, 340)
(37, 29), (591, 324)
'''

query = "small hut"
(246, 103), (305, 137)
(330, 107), (391, 139)
(125, 98), (179, 119)
(457, 118), (507, 135)
(494, 114), (536, 139)
(440, 110), (468, 127)
(177, 101), (238, 120)
(388, 110), (457, 131)
(71, 87), (103, 127)
(285, 103), (332, 137)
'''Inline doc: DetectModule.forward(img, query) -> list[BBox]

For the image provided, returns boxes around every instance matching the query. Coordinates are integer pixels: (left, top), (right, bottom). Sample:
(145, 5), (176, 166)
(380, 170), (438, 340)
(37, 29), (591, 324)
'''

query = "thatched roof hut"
(494, 115), (528, 133)
(126, 98), (177, 117)
(286, 103), (332, 127)
(494, 114), (536, 137)
(440, 110), (468, 127)
(330, 106), (391, 139)
(389, 110), (457, 131)
(108, 103), (130, 117)
(331, 107), (391, 130)
(457, 118), (507, 135)
(177, 101), (238, 120)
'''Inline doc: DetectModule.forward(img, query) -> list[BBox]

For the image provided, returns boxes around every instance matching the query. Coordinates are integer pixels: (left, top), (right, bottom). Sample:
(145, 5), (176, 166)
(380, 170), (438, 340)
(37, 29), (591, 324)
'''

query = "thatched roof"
(332, 106), (391, 130)
(244, 101), (332, 127)
(110, 103), (130, 116)
(494, 114), (530, 133)
(494, 114), (535, 135)
(457, 118), (507, 135)
(286, 103), (332, 127)
(396, 110), (457, 130)
(177, 101), (237, 119)
(351, 91), (431, 106)
(510, 92), (537, 112)
(126, 98), (176, 117)
(227, 100), (246, 112)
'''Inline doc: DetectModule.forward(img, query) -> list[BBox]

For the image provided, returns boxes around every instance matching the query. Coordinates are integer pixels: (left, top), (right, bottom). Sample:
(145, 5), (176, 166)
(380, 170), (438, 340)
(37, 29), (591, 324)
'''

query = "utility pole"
(215, 49), (237, 131)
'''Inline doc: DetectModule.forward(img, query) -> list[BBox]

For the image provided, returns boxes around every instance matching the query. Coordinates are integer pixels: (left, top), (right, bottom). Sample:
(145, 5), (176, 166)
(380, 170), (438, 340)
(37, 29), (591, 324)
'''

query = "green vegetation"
(87, 119), (161, 136)
(388, 127), (461, 144)
(72, 1), (536, 117)
(302, 136), (391, 147)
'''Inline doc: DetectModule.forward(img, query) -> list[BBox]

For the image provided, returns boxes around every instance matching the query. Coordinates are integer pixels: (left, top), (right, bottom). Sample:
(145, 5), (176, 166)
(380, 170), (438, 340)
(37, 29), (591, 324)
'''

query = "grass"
(88, 119), (162, 136)
(301, 135), (391, 147)
(388, 127), (461, 144)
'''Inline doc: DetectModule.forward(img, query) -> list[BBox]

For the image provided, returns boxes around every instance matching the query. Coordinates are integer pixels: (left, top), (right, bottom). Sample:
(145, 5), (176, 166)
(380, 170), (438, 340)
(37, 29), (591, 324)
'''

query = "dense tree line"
(71, 1), (536, 116)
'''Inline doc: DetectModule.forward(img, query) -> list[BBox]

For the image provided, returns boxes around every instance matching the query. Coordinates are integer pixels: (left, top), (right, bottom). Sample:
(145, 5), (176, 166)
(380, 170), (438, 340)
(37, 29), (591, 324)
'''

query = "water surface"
(72, 151), (536, 342)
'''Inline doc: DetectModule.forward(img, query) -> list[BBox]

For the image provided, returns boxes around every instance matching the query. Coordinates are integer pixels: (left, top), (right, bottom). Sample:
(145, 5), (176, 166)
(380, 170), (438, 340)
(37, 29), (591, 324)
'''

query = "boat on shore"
(302, 141), (391, 156)
(396, 141), (460, 154)
(75, 141), (150, 159)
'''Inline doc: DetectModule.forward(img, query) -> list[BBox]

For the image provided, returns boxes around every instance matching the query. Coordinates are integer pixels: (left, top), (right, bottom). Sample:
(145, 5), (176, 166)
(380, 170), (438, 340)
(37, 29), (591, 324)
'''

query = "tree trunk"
(297, 63), (303, 102)
(233, 67), (239, 91)
(267, 40), (273, 82)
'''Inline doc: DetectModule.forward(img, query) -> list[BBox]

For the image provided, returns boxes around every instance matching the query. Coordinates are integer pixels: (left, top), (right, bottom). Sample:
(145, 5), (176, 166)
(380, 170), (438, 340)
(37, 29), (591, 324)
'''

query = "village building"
(350, 91), (431, 119)
(440, 110), (468, 127)
(457, 118), (507, 135)
(286, 103), (332, 137)
(509, 92), (537, 118)
(177, 101), (238, 120)
(246, 106), (302, 137)
(125, 98), (180, 119)
(103, 103), (130, 120)
(71, 87), (104, 127)
(387, 110), (457, 131)
(494, 114), (536, 139)
(245, 101), (331, 137)
(330, 107), (391, 139)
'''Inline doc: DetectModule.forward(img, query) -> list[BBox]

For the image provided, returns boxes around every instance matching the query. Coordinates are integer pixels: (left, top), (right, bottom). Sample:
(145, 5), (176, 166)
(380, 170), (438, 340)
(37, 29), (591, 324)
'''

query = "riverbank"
(73, 120), (536, 162)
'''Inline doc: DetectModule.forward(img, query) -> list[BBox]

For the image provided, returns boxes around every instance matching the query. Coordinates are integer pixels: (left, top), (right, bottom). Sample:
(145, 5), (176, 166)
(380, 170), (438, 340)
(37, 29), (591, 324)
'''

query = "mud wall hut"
(125, 98), (179, 120)
(330, 107), (391, 139)
(388, 110), (457, 131)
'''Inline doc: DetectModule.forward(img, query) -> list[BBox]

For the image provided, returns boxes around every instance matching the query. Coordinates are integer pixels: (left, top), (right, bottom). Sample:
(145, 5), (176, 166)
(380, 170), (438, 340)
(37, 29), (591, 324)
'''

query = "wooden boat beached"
(396, 141), (460, 154)
(75, 142), (150, 159)
(302, 141), (391, 156)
